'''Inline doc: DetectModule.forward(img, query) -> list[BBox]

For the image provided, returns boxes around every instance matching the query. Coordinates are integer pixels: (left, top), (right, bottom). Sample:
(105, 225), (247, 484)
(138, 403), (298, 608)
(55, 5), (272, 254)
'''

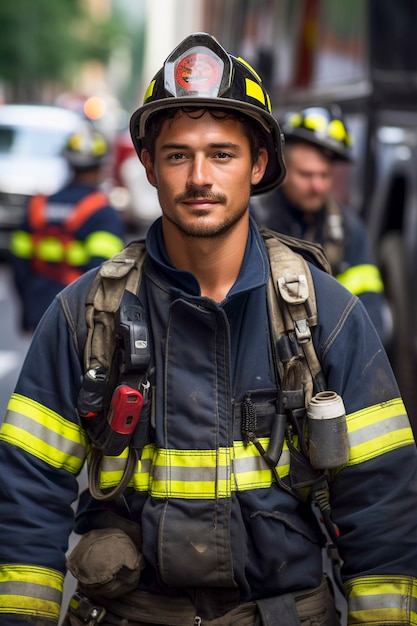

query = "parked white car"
(0, 104), (83, 257)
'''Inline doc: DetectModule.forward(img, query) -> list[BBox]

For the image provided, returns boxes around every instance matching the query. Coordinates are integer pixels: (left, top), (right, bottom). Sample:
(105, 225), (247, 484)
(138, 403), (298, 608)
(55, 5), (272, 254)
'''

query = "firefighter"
(1, 33), (417, 626)
(10, 122), (125, 332)
(251, 106), (390, 343)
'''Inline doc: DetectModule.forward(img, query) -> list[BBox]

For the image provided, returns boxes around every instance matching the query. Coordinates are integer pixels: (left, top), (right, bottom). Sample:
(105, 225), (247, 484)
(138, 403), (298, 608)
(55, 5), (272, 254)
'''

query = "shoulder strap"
(323, 198), (345, 272)
(261, 228), (328, 406)
(261, 229), (343, 561)
(27, 194), (48, 230)
(65, 191), (109, 233)
(84, 241), (147, 373)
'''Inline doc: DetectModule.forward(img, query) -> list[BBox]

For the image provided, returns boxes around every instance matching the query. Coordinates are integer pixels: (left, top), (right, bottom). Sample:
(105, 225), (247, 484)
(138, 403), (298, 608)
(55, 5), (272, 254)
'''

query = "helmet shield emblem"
(164, 37), (233, 98)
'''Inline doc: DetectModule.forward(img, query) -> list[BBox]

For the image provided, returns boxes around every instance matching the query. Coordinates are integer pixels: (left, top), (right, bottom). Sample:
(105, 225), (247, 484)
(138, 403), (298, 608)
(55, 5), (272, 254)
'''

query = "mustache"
(175, 189), (227, 204)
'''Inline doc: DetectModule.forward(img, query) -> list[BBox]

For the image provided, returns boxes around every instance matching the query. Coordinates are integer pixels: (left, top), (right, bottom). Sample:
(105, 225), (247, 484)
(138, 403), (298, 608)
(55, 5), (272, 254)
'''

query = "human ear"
(141, 149), (157, 187)
(251, 147), (268, 186)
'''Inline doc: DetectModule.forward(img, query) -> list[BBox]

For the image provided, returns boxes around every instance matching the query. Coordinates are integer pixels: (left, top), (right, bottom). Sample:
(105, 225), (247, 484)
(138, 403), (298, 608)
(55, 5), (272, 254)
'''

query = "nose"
(187, 154), (212, 189)
(310, 173), (329, 193)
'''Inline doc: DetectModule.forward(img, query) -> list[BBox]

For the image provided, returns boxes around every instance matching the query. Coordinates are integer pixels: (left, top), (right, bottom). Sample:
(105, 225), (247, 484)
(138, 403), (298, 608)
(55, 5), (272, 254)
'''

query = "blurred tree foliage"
(0, 0), (128, 102)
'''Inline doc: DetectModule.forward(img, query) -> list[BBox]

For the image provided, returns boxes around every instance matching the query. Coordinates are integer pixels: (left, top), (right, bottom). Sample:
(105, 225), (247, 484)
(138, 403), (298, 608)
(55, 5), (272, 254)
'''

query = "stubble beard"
(163, 205), (248, 238)
(163, 189), (249, 239)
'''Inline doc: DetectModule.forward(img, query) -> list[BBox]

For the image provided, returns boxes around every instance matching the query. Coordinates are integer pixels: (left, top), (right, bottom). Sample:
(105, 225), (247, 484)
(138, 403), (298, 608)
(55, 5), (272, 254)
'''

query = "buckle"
(68, 592), (106, 625)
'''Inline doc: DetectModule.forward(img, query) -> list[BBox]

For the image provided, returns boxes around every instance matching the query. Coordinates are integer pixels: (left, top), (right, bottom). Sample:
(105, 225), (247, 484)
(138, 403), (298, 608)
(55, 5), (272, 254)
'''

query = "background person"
(251, 106), (390, 343)
(10, 122), (125, 333)
(0, 33), (416, 626)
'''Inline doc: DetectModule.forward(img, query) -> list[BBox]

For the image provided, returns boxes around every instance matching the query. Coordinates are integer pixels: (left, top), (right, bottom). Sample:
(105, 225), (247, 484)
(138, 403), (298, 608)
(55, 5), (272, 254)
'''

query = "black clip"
(68, 592), (106, 625)
(116, 290), (150, 374)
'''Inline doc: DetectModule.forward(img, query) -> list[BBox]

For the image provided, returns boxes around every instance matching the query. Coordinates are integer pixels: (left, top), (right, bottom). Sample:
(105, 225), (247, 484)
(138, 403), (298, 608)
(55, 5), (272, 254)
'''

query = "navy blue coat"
(0, 217), (416, 624)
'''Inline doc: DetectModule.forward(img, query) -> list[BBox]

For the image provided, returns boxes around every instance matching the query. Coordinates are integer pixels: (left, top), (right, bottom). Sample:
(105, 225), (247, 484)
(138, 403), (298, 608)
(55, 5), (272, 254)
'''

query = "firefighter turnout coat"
(1, 217), (417, 625)
(11, 182), (125, 332)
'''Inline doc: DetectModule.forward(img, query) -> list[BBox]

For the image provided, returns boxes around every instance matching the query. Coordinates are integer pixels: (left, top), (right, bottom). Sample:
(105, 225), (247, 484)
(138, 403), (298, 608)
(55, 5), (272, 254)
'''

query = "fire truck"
(202, 0), (417, 430)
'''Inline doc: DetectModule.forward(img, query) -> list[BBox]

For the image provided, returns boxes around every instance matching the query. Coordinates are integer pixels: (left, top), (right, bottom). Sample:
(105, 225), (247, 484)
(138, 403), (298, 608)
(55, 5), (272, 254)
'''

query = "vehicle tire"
(378, 232), (417, 435)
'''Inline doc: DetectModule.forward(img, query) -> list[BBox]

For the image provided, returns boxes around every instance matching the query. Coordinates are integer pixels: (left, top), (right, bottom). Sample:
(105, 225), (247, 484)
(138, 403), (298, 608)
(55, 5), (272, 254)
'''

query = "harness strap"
(65, 191), (109, 232)
(27, 191), (110, 286)
(27, 194), (48, 230)
(28, 191), (109, 233)
(263, 230), (325, 406)
(84, 241), (147, 372)
(83, 242), (148, 502)
(322, 198), (346, 274)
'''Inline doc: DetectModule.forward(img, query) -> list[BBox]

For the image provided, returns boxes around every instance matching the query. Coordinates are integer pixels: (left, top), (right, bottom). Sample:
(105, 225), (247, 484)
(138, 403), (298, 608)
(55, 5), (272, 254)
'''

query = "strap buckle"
(68, 592), (106, 625)
(294, 318), (311, 343)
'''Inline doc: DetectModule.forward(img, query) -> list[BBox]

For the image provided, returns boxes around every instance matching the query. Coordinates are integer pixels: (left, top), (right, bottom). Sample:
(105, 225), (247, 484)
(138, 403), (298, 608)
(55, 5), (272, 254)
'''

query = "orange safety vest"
(28, 191), (109, 286)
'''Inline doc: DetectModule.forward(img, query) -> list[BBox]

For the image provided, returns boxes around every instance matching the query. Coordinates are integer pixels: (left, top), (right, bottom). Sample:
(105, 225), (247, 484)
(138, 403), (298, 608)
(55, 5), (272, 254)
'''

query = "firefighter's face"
(141, 109), (267, 238)
(281, 142), (333, 213)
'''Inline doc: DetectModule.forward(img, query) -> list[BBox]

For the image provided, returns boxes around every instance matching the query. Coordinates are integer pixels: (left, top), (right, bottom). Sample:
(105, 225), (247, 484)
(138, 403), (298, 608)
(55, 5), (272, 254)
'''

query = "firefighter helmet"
(281, 106), (353, 162)
(130, 33), (285, 194)
(63, 122), (108, 170)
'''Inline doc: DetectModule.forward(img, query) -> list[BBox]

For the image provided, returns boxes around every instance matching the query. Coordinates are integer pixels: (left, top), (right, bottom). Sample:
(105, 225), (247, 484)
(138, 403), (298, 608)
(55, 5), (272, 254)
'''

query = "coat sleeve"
(311, 265), (417, 625)
(336, 208), (389, 343)
(0, 292), (89, 625)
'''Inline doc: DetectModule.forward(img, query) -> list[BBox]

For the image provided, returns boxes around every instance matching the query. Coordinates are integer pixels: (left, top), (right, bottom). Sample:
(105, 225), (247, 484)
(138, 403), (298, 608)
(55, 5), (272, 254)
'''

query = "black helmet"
(130, 33), (285, 194)
(281, 106), (353, 162)
(63, 122), (108, 170)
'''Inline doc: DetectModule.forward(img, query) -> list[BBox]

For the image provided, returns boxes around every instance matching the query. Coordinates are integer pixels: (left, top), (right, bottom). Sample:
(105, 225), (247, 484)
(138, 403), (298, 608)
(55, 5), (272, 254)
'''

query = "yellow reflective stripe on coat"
(0, 564), (63, 620)
(10, 230), (33, 258)
(85, 231), (124, 259)
(94, 400), (411, 496)
(346, 398), (413, 465)
(336, 263), (384, 295)
(36, 236), (64, 262)
(66, 240), (89, 265)
(11, 232), (123, 265)
(345, 575), (417, 624)
(93, 437), (291, 497)
(0, 393), (87, 474)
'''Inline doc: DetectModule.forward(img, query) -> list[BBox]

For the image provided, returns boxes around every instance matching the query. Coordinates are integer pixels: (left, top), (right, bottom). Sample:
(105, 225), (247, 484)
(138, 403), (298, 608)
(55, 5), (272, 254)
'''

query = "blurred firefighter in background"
(10, 122), (125, 333)
(251, 106), (390, 343)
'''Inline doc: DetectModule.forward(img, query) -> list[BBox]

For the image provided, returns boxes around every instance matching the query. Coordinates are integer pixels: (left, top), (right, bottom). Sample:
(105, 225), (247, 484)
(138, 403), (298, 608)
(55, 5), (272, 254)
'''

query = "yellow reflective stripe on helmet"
(36, 237), (64, 262)
(144, 79), (156, 103)
(0, 393), (87, 474)
(0, 564), (63, 620)
(336, 264), (384, 295)
(85, 231), (124, 260)
(346, 398), (413, 465)
(265, 92), (272, 113)
(95, 438), (291, 497)
(66, 240), (89, 266)
(304, 111), (328, 132)
(328, 119), (352, 145)
(245, 78), (266, 106)
(10, 230), (33, 258)
(237, 57), (263, 83)
(345, 575), (417, 624)
(288, 113), (303, 128)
